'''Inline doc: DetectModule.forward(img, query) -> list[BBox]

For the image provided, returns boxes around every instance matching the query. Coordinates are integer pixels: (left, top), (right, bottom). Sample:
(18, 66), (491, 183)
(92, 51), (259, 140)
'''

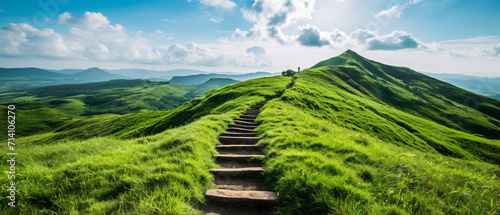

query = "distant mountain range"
(169, 72), (276, 85)
(1, 67), (274, 93)
(105, 69), (211, 80)
(3, 66), (498, 100)
(0, 77), (239, 117)
(423, 72), (500, 99)
(0, 67), (128, 92)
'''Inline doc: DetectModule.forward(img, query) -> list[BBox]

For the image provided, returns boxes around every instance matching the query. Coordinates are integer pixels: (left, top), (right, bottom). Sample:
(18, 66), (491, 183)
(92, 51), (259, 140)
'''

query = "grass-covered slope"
(0, 78), (240, 140)
(254, 53), (500, 213)
(310, 50), (500, 139)
(0, 79), (234, 115)
(0, 76), (292, 214)
(143, 76), (289, 136)
(258, 99), (499, 214)
(284, 67), (500, 164)
(0, 51), (498, 214)
(0, 67), (127, 92)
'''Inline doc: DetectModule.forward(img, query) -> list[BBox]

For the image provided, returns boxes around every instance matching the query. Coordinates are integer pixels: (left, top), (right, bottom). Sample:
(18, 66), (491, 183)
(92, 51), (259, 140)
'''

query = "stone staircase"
(205, 101), (279, 204)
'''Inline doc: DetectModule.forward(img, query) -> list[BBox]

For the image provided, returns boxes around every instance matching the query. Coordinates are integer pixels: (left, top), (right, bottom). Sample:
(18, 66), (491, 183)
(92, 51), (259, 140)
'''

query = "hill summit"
(293, 50), (500, 161)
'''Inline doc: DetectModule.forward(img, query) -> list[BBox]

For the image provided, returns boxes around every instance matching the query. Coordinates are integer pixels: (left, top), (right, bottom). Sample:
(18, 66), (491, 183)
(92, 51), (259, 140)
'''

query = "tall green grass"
(1, 50), (499, 214)
(312, 50), (500, 139)
(0, 78), (242, 140)
(0, 76), (292, 214)
(257, 95), (500, 214)
(285, 67), (500, 164)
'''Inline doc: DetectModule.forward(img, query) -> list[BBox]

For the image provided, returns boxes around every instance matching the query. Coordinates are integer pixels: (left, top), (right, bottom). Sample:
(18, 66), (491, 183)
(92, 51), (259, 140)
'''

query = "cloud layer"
(376, 0), (423, 19)
(197, 0), (236, 10)
(295, 25), (423, 51)
(0, 1), (498, 74)
(235, 0), (316, 44)
(0, 11), (268, 67)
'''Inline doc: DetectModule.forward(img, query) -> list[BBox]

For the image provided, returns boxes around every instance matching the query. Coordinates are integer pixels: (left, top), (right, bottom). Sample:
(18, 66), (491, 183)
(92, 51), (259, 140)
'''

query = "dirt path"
(200, 80), (295, 214)
(200, 100), (278, 214)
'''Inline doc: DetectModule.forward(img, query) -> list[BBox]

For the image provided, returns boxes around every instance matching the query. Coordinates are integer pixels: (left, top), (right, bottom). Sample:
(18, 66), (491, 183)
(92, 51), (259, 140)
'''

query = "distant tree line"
(282, 67), (302, 77)
(282, 69), (296, 77)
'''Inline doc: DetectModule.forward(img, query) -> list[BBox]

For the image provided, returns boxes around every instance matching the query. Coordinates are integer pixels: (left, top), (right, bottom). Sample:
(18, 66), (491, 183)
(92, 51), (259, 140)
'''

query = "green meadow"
(0, 51), (498, 214)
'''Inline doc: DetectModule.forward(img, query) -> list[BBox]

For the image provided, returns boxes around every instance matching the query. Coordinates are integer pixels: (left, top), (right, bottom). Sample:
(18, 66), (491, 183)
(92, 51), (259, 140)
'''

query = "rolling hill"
(1, 67), (273, 93)
(0, 67), (128, 92)
(423, 72), (500, 99)
(0, 50), (498, 214)
(0, 78), (239, 140)
(168, 72), (275, 85)
(104, 68), (213, 80)
(309, 50), (500, 139)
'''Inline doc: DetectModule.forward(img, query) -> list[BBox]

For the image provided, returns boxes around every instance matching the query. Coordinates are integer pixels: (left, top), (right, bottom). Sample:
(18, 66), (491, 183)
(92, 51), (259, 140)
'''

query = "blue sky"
(0, 0), (498, 76)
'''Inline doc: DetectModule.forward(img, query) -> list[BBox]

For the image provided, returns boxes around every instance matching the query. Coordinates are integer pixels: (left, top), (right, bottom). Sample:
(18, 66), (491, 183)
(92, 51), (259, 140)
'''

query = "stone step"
(216, 160), (262, 168)
(217, 149), (264, 155)
(245, 109), (260, 114)
(252, 103), (265, 108)
(217, 144), (264, 150)
(233, 119), (259, 126)
(219, 132), (257, 137)
(226, 127), (255, 133)
(205, 190), (279, 203)
(240, 114), (258, 119)
(210, 167), (264, 175)
(214, 177), (265, 191)
(228, 124), (258, 130)
(216, 145), (263, 155)
(241, 113), (258, 117)
(234, 117), (257, 123)
(214, 154), (265, 161)
(219, 136), (260, 145)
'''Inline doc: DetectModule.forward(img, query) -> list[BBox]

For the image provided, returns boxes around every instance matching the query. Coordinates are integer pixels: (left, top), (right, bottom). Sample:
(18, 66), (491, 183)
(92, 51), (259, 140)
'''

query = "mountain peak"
(311, 49), (370, 69)
(85, 67), (104, 71)
(342, 49), (360, 57)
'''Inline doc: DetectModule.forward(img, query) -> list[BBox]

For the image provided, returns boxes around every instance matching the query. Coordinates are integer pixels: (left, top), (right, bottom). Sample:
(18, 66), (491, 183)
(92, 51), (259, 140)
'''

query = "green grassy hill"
(311, 50), (500, 139)
(0, 78), (239, 140)
(0, 51), (498, 214)
(0, 67), (128, 92)
(0, 75), (291, 214)
(169, 72), (275, 85)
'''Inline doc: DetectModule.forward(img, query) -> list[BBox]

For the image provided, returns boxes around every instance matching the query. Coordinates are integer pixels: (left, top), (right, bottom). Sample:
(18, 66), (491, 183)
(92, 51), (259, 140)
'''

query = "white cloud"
(246, 46), (266, 56)
(297, 24), (330, 47)
(0, 11), (272, 68)
(434, 36), (500, 58)
(235, 0), (316, 44)
(161, 42), (270, 67)
(364, 30), (422, 50)
(163, 19), (177, 23)
(377, 5), (403, 18)
(138, 30), (173, 40)
(0, 9), (6, 13)
(0, 23), (72, 58)
(59, 12), (113, 31)
(198, 0), (237, 10)
(60, 12), (163, 64)
(0, 12), (163, 64)
(210, 18), (223, 23)
(484, 44), (500, 57)
(376, 0), (422, 19)
(293, 26), (422, 50)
